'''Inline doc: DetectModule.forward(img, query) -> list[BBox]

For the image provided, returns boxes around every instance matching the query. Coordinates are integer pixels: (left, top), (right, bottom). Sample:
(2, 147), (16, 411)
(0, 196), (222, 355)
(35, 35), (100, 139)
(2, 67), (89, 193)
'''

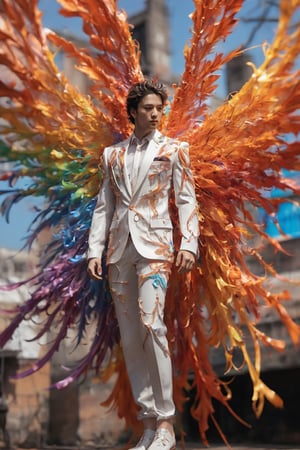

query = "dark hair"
(126, 79), (168, 124)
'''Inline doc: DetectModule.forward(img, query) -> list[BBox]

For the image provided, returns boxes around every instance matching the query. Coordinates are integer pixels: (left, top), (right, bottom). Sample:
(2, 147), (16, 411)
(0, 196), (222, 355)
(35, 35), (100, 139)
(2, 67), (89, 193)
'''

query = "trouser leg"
(136, 264), (174, 420)
(109, 252), (156, 418)
(108, 240), (174, 421)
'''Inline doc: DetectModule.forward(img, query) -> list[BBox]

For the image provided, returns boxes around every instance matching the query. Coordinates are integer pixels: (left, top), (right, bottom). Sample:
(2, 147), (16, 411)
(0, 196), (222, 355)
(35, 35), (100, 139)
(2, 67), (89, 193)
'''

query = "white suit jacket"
(88, 130), (199, 264)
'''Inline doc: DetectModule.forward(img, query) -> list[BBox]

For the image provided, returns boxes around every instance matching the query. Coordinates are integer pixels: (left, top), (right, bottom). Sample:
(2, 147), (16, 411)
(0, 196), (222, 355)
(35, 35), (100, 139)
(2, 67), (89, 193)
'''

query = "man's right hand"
(87, 257), (102, 280)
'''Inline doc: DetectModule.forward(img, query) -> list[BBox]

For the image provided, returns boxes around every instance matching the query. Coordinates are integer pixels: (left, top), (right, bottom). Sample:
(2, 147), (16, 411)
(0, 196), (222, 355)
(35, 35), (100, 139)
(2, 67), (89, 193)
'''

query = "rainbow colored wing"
(0, 0), (141, 418)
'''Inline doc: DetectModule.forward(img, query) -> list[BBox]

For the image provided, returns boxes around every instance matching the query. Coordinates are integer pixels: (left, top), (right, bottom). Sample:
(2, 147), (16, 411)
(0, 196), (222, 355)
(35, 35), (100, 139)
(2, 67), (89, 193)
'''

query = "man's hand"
(176, 250), (196, 273)
(87, 257), (103, 280)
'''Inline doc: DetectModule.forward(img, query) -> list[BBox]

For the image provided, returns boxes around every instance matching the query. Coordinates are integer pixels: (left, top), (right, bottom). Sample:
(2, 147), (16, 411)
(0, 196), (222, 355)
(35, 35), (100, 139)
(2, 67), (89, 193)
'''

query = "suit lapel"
(110, 137), (132, 198)
(122, 138), (132, 196)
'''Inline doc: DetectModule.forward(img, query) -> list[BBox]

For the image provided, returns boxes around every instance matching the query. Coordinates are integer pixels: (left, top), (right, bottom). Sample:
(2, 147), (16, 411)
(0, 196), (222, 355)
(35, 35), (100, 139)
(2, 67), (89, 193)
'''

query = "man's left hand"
(176, 250), (196, 273)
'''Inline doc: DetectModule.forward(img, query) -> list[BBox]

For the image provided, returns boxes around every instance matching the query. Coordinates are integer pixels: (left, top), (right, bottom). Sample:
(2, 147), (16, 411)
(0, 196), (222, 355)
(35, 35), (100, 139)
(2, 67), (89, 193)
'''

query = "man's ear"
(130, 107), (137, 121)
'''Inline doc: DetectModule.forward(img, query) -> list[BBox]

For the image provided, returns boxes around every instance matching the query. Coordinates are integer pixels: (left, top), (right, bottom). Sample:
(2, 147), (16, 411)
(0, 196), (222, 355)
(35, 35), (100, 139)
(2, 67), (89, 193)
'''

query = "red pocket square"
(153, 156), (170, 161)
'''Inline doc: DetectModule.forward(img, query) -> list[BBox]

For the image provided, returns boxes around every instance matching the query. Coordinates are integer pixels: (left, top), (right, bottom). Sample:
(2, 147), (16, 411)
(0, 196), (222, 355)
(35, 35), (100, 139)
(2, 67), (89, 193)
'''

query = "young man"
(87, 80), (199, 450)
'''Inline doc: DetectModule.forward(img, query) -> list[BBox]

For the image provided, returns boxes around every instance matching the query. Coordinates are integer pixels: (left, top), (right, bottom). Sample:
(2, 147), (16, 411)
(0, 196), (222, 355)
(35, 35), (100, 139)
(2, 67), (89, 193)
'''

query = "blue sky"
(0, 0), (278, 250)
(38, 0), (197, 75)
(39, 0), (193, 73)
(37, 0), (279, 76)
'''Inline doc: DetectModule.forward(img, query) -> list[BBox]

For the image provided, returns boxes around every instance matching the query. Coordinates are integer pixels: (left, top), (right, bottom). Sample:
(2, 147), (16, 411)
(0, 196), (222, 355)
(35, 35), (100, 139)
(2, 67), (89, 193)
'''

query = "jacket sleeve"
(87, 147), (115, 259)
(173, 141), (200, 256)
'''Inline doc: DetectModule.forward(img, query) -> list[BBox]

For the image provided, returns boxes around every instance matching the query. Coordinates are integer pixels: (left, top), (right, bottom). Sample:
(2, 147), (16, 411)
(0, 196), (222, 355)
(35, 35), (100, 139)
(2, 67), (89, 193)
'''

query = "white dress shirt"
(126, 131), (155, 188)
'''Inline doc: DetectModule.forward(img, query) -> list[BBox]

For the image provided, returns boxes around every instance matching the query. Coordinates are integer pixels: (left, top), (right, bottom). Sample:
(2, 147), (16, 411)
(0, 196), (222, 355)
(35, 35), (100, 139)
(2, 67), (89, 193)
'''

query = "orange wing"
(164, 0), (300, 441)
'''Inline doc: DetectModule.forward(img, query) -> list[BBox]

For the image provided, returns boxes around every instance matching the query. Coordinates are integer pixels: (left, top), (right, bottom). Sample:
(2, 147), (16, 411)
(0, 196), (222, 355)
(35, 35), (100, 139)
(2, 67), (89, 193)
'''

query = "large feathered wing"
(0, 0), (300, 446)
(0, 0), (142, 430)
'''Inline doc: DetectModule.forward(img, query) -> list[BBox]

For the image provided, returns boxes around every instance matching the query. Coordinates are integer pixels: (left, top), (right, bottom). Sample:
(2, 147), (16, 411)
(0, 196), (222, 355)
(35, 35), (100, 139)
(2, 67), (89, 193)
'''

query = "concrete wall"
(0, 248), (125, 447)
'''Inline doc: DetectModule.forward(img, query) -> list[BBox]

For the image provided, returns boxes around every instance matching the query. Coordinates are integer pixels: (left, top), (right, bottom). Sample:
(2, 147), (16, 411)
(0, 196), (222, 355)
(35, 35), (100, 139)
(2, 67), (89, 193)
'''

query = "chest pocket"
(148, 160), (172, 192)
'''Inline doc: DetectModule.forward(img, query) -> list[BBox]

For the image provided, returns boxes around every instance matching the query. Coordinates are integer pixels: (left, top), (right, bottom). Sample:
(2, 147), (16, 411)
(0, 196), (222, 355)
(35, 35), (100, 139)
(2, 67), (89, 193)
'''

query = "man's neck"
(134, 129), (156, 141)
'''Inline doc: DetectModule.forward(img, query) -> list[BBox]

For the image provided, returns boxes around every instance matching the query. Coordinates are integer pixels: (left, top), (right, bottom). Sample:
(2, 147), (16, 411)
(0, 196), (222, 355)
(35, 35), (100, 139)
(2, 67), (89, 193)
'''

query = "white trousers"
(108, 237), (175, 421)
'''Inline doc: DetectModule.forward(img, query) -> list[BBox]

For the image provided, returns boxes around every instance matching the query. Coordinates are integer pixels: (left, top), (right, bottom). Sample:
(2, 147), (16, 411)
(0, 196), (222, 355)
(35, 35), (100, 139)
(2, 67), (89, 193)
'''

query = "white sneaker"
(129, 429), (155, 450)
(148, 428), (176, 450)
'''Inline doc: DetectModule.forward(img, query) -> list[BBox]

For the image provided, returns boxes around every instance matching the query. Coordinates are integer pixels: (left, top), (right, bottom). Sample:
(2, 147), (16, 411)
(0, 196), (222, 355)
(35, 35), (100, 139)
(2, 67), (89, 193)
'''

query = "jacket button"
(134, 214), (139, 222)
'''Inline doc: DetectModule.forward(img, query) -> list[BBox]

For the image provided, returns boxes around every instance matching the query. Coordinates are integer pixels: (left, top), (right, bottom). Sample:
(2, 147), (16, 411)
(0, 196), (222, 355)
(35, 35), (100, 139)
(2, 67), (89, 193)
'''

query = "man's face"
(130, 93), (164, 137)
